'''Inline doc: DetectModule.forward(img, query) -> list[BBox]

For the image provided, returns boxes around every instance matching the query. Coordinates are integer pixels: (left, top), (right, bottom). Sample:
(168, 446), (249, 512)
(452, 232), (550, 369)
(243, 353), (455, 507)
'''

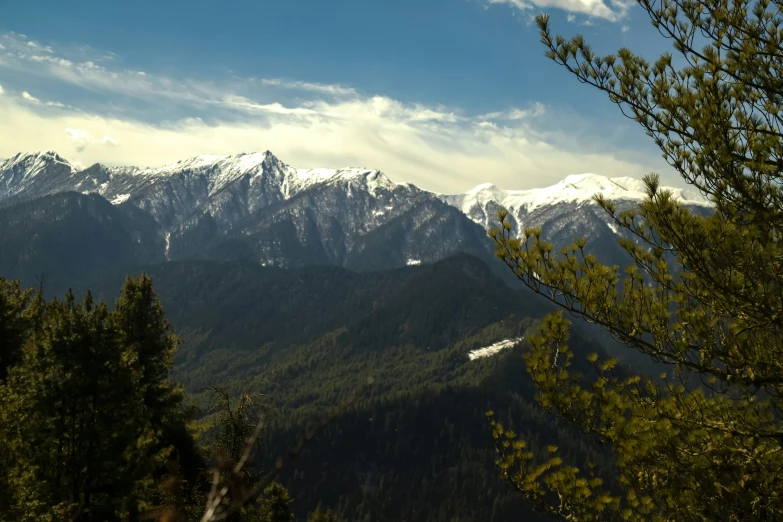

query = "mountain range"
(0, 150), (711, 291)
(0, 148), (705, 521)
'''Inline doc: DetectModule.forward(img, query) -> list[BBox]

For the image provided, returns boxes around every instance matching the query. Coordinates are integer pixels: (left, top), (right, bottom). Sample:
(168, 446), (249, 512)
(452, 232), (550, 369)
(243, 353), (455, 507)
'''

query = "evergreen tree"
(0, 278), (39, 518)
(256, 482), (293, 522)
(0, 277), (37, 381)
(113, 274), (181, 427)
(1, 291), (149, 521)
(111, 274), (191, 517)
(488, 0), (783, 520)
(0, 276), (194, 521)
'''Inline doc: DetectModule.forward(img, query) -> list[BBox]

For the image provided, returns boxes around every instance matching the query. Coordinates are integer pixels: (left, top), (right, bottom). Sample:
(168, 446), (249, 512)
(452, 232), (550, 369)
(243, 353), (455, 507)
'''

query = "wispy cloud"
(258, 78), (357, 97)
(479, 103), (546, 121)
(0, 32), (673, 193)
(487, 0), (633, 21)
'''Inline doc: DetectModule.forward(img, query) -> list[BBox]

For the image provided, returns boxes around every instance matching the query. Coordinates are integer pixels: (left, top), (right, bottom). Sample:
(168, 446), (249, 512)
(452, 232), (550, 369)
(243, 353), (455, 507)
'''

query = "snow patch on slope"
(468, 338), (523, 360)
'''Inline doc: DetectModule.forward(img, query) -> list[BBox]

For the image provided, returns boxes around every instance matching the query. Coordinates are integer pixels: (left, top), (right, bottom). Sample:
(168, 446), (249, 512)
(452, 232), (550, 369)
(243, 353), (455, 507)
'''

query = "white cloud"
(0, 92), (667, 193)
(26, 40), (53, 53)
(16, 88), (66, 107)
(0, 32), (676, 193)
(0, 84), (4, 95)
(66, 128), (119, 152)
(100, 135), (119, 147)
(487, 0), (633, 21)
(21, 91), (39, 103)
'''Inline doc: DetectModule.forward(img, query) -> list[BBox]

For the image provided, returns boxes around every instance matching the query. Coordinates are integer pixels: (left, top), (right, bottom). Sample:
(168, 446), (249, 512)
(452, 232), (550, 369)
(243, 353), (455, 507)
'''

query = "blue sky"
(0, 0), (683, 193)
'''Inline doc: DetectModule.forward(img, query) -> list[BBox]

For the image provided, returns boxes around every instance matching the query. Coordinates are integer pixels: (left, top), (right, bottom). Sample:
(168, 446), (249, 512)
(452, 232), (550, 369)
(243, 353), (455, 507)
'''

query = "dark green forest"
(0, 249), (615, 521)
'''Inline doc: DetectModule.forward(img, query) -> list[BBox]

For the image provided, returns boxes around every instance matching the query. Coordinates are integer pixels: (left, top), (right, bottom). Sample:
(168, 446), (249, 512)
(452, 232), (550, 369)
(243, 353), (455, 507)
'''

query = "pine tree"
(111, 274), (188, 516)
(0, 275), (194, 521)
(113, 274), (181, 426)
(1, 291), (148, 521)
(488, 0), (783, 520)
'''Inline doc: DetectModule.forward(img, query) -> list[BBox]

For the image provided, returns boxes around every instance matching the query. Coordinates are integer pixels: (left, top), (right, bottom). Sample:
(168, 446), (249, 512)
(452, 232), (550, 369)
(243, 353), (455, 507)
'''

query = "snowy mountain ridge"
(441, 172), (712, 233)
(0, 150), (396, 201)
(1, 150), (710, 222)
(0, 149), (714, 272)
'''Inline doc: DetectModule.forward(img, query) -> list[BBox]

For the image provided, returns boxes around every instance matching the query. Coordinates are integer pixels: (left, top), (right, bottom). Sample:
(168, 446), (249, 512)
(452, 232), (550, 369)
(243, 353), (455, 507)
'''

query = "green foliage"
(201, 386), (283, 522)
(256, 482), (294, 522)
(306, 507), (338, 522)
(0, 277), (37, 380)
(206, 387), (267, 470)
(0, 276), (194, 521)
(488, 1), (783, 520)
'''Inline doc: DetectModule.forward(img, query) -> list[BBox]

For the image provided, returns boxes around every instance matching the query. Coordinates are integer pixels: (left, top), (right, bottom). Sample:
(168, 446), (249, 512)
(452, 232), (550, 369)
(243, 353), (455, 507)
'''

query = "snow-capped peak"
(466, 182), (498, 193)
(157, 150), (278, 174)
(148, 151), (397, 195)
(1, 150), (75, 179)
(442, 172), (712, 233)
(472, 173), (708, 211)
(3, 150), (71, 168)
(0, 150), (78, 202)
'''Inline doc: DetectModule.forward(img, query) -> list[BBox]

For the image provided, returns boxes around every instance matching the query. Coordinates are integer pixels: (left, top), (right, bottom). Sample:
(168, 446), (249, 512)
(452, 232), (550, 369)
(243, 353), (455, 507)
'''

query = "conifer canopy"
(488, 0), (783, 519)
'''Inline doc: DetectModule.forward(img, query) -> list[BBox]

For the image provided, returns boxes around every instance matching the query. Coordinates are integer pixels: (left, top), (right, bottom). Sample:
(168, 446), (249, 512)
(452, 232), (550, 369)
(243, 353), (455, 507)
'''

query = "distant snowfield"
(468, 337), (524, 360)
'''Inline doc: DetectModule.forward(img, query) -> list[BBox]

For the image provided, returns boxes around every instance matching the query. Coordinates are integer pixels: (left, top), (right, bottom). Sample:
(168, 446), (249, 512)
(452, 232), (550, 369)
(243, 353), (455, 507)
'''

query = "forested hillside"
(70, 254), (614, 521)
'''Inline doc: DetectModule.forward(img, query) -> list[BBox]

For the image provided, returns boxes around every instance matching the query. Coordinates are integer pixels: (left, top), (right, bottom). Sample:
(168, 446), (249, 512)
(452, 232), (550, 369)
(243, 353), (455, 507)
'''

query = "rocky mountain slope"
(0, 150), (712, 283)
